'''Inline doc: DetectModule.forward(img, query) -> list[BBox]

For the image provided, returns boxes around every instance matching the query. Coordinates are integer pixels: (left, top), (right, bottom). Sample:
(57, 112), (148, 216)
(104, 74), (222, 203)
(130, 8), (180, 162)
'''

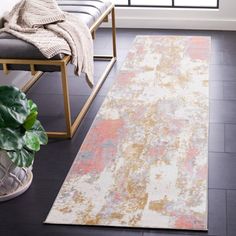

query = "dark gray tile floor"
(1, 28), (236, 236)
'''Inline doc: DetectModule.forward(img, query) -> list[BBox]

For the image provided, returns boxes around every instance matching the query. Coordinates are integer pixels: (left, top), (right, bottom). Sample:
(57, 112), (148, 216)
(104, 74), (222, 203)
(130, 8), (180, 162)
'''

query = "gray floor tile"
(210, 52), (224, 65)
(143, 233), (213, 236)
(223, 52), (236, 66)
(210, 100), (236, 123)
(98, 74), (116, 96)
(209, 81), (224, 100)
(223, 81), (236, 100)
(227, 190), (236, 236)
(84, 95), (106, 120)
(208, 189), (227, 236)
(213, 32), (236, 54)
(116, 37), (136, 50)
(209, 124), (224, 152)
(225, 124), (236, 153)
(209, 152), (236, 159)
(30, 94), (105, 132)
(211, 34), (227, 53)
(28, 93), (88, 117)
(210, 65), (236, 81)
(0, 227), (143, 236)
(209, 153), (236, 189)
(221, 42), (236, 54)
(94, 34), (112, 49)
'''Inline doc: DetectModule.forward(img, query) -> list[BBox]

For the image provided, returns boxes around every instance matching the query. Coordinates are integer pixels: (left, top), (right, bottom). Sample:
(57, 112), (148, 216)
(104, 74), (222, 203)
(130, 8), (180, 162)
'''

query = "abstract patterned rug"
(45, 36), (210, 230)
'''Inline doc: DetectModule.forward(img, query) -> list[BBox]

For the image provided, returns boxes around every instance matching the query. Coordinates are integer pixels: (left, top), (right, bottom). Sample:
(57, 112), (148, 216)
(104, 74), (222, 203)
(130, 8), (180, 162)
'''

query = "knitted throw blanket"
(1, 0), (94, 86)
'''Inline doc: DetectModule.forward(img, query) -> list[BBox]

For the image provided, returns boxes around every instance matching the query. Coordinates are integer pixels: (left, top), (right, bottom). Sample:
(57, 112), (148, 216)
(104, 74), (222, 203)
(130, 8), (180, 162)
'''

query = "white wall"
(0, 0), (20, 27)
(111, 0), (236, 30)
(0, 0), (20, 17)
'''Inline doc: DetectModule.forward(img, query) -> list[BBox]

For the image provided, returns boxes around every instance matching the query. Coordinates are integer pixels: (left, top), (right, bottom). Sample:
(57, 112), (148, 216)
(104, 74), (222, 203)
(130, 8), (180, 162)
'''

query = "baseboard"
(103, 17), (236, 31)
(102, 6), (236, 31)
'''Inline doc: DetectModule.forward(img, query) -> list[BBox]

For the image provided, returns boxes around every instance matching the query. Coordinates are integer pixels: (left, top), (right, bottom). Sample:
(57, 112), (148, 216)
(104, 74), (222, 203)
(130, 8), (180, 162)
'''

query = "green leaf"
(7, 148), (35, 167)
(0, 128), (24, 150)
(23, 100), (38, 130)
(24, 131), (40, 151)
(28, 100), (38, 113)
(0, 86), (29, 128)
(23, 111), (38, 130)
(30, 120), (48, 145)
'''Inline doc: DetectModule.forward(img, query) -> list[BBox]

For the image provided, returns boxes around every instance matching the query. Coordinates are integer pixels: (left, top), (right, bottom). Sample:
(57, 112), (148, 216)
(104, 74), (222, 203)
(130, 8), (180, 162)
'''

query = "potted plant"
(0, 86), (48, 201)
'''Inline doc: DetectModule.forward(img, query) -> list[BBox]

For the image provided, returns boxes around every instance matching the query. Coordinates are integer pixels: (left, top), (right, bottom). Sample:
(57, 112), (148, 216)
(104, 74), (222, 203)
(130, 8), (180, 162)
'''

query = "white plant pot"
(0, 150), (33, 202)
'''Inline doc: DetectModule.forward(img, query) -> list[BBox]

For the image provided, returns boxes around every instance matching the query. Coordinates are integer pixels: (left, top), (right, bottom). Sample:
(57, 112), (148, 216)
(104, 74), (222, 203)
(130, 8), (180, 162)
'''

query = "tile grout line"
(224, 123), (226, 153)
(209, 187), (236, 191)
(210, 122), (236, 126)
(210, 98), (236, 102)
(209, 151), (236, 154)
(222, 80), (225, 99)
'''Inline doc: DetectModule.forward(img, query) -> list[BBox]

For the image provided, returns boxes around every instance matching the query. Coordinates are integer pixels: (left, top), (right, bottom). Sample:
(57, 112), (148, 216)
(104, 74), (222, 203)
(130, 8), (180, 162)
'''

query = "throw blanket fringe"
(0, 0), (94, 87)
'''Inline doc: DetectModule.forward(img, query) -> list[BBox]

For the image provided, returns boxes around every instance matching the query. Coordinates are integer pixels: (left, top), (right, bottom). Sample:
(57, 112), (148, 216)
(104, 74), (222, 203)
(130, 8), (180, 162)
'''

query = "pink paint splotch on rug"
(45, 36), (210, 230)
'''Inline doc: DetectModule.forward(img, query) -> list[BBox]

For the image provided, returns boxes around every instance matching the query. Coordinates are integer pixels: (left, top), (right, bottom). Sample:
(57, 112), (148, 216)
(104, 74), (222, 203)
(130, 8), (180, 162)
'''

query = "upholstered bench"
(0, 0), (117, 138)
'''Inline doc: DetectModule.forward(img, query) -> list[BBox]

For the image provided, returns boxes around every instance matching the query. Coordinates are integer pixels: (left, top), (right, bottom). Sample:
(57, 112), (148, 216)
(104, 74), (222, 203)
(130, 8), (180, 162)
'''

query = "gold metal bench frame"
(0, 5), (117, 139)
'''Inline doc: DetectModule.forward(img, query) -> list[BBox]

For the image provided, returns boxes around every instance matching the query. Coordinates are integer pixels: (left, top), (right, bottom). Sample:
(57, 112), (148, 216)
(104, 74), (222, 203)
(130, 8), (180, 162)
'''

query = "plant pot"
(0, 150), (33, 202)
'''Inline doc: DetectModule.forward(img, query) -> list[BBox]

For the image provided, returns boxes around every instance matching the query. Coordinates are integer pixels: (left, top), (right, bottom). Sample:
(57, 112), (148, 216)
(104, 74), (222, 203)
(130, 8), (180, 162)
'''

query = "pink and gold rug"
(45, 36), (210, 230)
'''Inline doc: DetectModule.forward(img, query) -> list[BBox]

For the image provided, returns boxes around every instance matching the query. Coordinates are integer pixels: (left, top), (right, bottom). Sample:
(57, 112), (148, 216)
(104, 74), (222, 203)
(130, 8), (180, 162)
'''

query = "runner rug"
(45, 36), (210, 230)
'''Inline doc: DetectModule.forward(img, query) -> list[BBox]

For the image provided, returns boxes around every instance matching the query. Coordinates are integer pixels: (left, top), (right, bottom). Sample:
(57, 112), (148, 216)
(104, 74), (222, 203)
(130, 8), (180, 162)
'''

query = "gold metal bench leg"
(112, 7), (117, 58)
(61, 62), (72, 138)
(3, 64), (9, 75)
(46, 62), (72, 139)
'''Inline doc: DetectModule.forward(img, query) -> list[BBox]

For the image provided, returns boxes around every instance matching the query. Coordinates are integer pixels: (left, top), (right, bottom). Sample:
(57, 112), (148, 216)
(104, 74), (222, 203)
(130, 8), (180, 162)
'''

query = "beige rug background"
(45, 35), (210, 230)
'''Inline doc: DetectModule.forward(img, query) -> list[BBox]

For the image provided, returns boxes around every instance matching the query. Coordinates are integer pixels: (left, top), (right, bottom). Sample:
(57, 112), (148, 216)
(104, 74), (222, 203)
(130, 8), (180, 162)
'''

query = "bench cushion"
(0, 0), (113, 71)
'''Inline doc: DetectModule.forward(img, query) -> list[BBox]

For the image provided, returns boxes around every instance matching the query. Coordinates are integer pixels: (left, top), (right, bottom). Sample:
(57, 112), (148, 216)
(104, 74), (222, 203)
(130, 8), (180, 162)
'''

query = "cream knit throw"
(1, 0), (94, 86)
